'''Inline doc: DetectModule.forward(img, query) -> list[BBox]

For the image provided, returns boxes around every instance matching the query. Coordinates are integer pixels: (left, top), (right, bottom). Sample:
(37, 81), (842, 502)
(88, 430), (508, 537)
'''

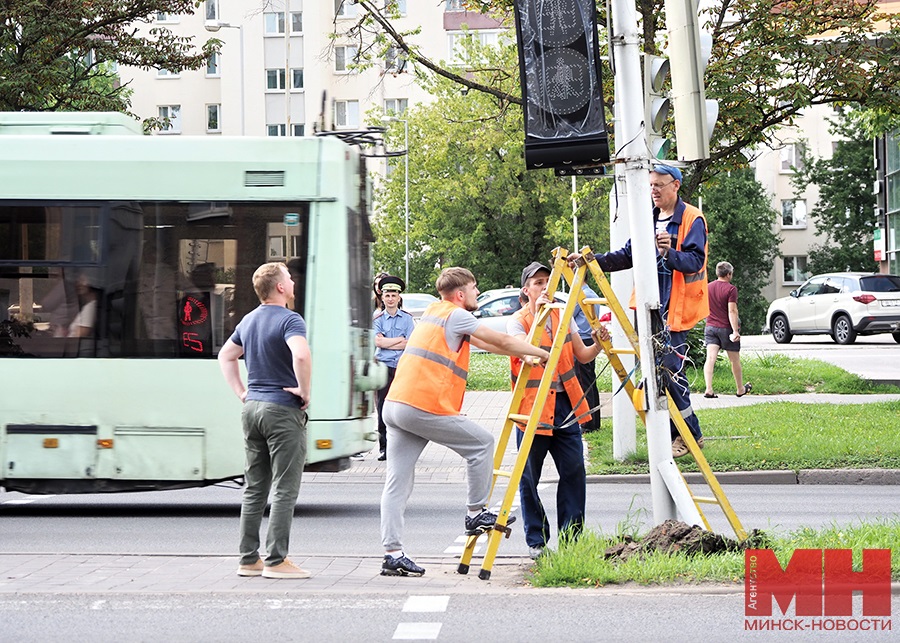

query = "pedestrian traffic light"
(644, 53), (672, 160)
(512, 0), (610, 173)
(664, 0), (718, 161)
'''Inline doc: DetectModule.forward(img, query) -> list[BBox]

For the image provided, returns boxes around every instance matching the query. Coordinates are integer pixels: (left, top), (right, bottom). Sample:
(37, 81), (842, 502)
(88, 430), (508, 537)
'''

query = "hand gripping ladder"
(457, 247), (745, 581)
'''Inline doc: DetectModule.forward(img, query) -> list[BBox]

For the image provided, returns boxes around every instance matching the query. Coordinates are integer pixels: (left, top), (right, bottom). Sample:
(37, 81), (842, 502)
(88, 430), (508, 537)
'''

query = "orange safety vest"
(386, 299), (470, 415)
(509, 307), (591, 435)
(629, 202), (709, 331)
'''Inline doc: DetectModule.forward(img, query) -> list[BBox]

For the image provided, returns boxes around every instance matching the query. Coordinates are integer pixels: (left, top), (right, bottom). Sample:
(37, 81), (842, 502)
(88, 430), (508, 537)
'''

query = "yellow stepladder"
(576, 247), (747, 541)
(457, 247), (746, 580)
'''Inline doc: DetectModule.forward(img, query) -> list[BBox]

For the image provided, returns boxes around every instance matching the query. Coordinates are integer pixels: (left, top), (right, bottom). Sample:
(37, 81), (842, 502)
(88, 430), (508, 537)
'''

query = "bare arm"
(471, 324), (549, 361)
(728, 301), (741, 339)
(217, 339), (247, 402)
(283, 335), (312, 410)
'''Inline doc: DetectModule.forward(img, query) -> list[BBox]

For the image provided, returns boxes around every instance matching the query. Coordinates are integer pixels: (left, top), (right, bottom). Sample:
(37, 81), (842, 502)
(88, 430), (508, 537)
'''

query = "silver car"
(766, 272), (900, 345)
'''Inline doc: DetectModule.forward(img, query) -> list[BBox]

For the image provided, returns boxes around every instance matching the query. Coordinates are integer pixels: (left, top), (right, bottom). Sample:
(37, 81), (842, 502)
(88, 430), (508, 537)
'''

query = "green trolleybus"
(0, 112), (385, 494)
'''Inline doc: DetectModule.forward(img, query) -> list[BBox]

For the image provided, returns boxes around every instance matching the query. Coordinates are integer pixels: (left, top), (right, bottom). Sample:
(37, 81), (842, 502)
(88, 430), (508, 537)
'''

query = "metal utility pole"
(609, 0), (702, 525)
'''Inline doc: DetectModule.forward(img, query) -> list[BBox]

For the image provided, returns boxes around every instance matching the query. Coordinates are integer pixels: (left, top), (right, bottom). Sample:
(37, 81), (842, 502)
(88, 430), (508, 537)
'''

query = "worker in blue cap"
(571, 164), (709, 458)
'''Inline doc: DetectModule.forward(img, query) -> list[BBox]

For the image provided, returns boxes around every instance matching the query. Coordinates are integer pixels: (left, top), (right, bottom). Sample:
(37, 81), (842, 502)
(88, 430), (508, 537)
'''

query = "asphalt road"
(3, 481), (899, 556)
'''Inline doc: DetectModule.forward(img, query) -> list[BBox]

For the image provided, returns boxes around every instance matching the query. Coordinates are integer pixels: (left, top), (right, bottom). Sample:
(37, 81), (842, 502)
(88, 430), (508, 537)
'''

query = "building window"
(335, 46), (358, 73)
(266, 69), (286, 91)
(205, 0), (218, 21)
(264, 12), (285, 34)
(781, 199), (807, 228)
(385, 0), (408, 14)
(780, 143), (806, 173)
(158, 105), (181, 134)
(291, 12), (303, 33)
(384, 47), (407, 73)
(334, 100), (360, 128)
(266, 124), (304, 137)
(206, 53), (220, 77)
(783, 256), (809, 284)
(156, 12), (178, 23)
(384, 98), (408, 115)
(292, 68), (304, 90)
(447, 30), (504, 65)
(157, 68), (179, 78)
(335, 0), (357, 18)
(446, 0), (464, 10)
(207, 104), (221, 133)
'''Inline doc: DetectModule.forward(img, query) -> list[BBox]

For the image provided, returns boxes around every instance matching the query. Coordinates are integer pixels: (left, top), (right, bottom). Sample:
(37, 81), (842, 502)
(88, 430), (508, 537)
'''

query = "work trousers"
(515, 421), (586, 549)
(380, 400), (494, 552)
(662, 329), (702, 440)
(239, 400), (307, 567)
(375, 365), (397, 452)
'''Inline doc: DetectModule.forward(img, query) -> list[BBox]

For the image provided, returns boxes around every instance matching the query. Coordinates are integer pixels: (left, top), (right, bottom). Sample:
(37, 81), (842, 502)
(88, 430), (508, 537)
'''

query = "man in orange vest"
(576, 165), (708, 458)
(509, 261), (610, 559)
(379, 267), (551, 577)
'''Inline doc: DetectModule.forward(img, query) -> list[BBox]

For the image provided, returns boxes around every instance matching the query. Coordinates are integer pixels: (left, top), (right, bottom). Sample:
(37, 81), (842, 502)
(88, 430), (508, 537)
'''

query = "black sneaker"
(380, 554), (425, 577)
(465, 509), (516, 535)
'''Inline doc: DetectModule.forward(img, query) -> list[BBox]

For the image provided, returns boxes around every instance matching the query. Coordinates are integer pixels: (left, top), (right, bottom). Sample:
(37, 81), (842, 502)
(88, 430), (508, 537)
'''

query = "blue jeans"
(239, 400), (307, 566)
(662, 330), (702, 440)
(515, 397), (586, 549)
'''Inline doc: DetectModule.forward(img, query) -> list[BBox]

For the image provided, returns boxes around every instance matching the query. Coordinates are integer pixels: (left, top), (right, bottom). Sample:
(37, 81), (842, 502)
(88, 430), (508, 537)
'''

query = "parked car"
(473, 288), (611, 335)
(766, 272), (900, 345)
(400, 292), (438, 320)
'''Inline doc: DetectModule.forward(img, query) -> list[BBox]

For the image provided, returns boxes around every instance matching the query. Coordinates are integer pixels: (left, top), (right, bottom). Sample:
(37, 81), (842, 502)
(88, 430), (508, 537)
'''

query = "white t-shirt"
(68, 300), (96, 337)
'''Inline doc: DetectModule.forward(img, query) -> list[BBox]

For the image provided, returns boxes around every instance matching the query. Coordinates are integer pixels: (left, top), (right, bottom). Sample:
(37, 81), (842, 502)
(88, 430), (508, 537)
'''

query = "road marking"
(393, 622), (442, 640)
(2, 494), (56, 505)
(402, 596), (449, 613)
(91, 600), (106, 610)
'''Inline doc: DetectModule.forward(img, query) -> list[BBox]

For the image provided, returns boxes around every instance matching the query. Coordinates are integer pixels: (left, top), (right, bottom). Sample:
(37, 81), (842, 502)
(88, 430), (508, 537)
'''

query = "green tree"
(793, 112), (878, 274)
(699, 167), (781, 333)
(374, 39), (610, 292)
(0, 0), (217, 113)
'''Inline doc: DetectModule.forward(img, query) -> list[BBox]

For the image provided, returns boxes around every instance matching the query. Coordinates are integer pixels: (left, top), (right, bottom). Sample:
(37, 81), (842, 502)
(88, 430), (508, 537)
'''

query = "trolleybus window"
(1, 200), (310, 359)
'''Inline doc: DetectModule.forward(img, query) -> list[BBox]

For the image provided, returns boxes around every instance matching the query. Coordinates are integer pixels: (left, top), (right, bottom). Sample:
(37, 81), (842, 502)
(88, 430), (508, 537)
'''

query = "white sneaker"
(528, 546), (545, 560)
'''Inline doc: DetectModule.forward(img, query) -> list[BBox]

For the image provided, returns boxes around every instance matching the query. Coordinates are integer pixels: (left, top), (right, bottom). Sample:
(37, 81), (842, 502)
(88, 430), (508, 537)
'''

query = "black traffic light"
(513, 0), (609, 173)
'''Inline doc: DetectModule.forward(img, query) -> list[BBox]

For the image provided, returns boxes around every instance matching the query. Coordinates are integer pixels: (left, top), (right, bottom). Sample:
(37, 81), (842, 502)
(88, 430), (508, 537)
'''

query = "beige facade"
(753, 105), (838, 302)
(118, 1), (503, 137)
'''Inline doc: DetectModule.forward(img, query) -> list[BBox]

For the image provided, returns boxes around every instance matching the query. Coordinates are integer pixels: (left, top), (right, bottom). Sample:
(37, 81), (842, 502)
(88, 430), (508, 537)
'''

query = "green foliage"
(0, 0), (218, 113)
(699, 168), (781, 333)
(793, 111), (879, 274)
(373, 38), (611, 292)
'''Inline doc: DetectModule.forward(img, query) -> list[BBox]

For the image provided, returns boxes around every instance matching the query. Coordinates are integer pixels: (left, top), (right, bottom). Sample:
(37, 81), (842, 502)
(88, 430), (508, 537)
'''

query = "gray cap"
(521, 261), (551, 287)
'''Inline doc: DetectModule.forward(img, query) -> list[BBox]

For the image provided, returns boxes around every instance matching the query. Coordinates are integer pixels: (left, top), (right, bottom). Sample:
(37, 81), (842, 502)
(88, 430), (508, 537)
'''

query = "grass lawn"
(467, 352), (900, 473)
(530, 519), (900, 587)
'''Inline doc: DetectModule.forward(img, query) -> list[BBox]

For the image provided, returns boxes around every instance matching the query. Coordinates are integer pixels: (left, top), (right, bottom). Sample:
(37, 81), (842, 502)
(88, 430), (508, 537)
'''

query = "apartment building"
(118, 1), (503, 137)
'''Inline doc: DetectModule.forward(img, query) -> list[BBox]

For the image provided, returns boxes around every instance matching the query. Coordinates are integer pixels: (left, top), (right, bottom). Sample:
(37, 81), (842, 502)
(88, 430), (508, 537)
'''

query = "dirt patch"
(604, 519), (769, 563)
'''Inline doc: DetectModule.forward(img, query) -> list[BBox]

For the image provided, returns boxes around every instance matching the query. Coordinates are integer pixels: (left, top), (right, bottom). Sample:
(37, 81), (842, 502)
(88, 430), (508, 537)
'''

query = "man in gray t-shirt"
(219, 262), (312, 580)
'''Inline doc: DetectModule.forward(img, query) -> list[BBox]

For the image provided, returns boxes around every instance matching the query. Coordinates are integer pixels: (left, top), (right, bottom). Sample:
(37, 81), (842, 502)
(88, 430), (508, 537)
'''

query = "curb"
(577, 468), (900, 486)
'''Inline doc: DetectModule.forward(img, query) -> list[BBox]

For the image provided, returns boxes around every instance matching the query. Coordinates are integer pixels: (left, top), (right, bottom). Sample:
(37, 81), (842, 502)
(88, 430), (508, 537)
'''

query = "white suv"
(766, 272), (900, 345)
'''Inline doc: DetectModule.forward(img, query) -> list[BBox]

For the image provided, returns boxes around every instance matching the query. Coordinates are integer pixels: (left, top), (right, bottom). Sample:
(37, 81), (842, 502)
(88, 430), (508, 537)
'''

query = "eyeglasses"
(649, 179), (676, 191)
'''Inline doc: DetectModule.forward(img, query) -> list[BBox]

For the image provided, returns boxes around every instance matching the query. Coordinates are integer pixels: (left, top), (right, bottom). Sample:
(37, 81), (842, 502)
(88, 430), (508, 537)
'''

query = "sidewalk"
(3, 389), (898, 596)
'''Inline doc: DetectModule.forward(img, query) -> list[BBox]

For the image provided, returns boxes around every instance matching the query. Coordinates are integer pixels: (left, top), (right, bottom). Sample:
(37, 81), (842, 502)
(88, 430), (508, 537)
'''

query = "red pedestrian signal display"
(178, 293), (212, 356)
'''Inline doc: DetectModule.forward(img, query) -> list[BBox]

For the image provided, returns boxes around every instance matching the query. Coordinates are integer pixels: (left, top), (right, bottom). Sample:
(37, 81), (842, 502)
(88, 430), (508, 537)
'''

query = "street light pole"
(204, 20), (244, 136)
(382, 116), (410, 285)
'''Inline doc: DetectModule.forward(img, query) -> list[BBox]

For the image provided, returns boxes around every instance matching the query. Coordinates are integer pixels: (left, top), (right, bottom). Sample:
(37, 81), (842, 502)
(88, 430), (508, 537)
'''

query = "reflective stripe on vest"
(509, 307), (590, 435)
(387, 299), (470, 415)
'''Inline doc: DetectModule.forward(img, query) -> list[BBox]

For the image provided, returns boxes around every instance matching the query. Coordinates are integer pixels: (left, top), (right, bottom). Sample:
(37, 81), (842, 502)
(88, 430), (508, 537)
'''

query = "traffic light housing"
(643, 54), (672, 160)
(513, 0), (610, 173)
(665, 0), (718, 161)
